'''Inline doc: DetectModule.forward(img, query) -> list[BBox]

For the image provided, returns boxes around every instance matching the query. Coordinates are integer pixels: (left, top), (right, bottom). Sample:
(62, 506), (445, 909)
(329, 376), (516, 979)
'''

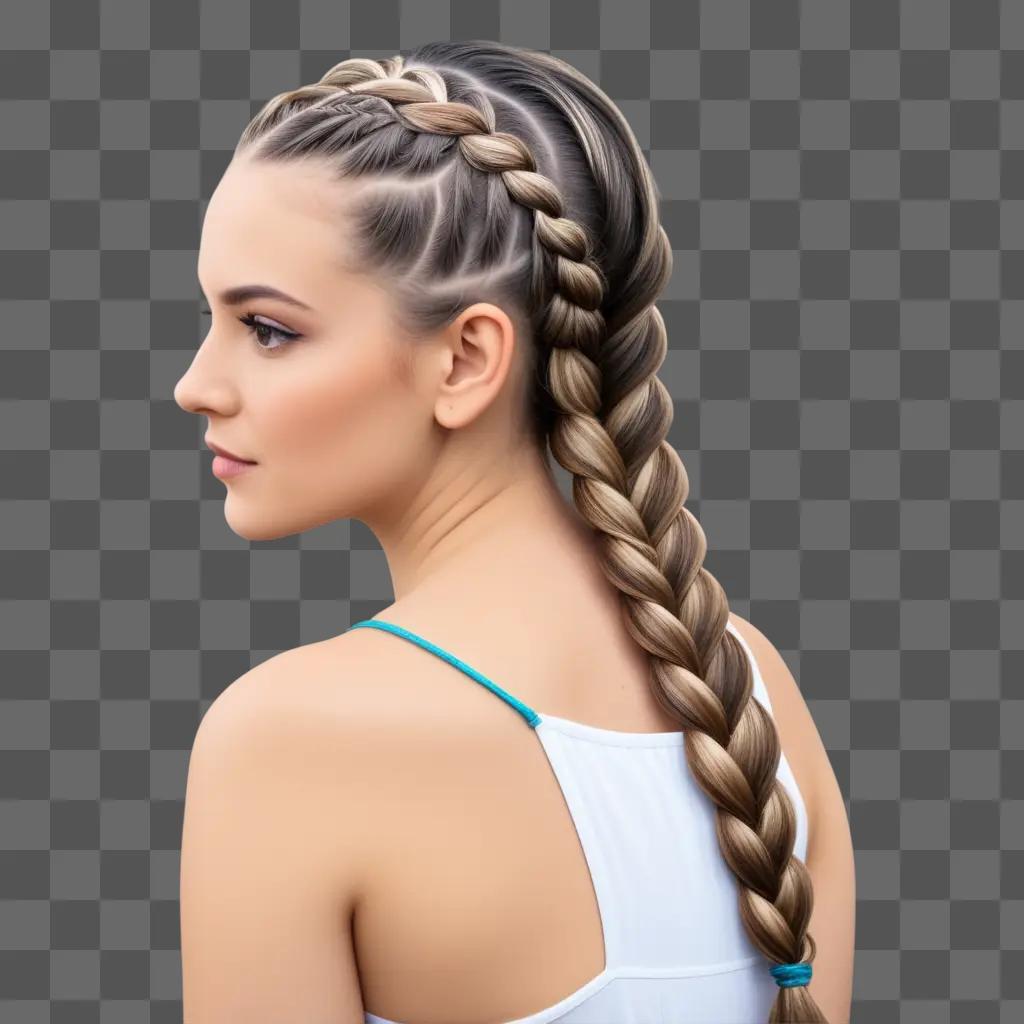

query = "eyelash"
(200, 308), (301, 353)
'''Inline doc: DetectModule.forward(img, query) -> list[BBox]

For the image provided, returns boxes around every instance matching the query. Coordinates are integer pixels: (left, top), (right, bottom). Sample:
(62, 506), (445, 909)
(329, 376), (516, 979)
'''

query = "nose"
(173, 335), (238, 417)
(173, 369), (203, 413)
(173, 357), (208, 414)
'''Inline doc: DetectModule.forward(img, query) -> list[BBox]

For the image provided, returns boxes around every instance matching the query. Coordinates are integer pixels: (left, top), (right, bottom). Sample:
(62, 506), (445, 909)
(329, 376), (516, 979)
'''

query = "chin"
(223, 502), (344, 542)
(222, 506), (296, 543)
(226, 521), (293, 543)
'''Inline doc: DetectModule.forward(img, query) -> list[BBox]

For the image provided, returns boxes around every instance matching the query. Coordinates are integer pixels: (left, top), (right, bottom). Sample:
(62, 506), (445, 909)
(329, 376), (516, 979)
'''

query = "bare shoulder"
(727, 612), (856, 1023)
(189, 637), (376, 821)
(727, 612), (827, 829)
(186, 632), (401, 895)
(195, 629), (390, 739)
(191, 626), (434, 794)
(180, 637), (374, 1020)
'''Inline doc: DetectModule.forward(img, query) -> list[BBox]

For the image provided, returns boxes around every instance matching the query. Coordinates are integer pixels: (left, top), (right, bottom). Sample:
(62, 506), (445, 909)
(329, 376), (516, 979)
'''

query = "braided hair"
(234, 41), (826, 1023)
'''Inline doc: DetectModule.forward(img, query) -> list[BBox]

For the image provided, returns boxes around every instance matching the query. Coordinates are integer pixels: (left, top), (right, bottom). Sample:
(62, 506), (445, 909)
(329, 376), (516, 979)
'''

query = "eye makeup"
(200, 308), (303, 353)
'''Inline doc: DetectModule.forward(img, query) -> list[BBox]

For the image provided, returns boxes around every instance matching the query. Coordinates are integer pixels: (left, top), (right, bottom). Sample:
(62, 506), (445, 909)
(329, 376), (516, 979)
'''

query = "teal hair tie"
(769, 961), (812, 988)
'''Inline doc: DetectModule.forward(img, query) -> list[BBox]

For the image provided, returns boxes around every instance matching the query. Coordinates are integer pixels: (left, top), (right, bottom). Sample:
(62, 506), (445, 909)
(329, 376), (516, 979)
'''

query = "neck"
(364, 440), (600, 608)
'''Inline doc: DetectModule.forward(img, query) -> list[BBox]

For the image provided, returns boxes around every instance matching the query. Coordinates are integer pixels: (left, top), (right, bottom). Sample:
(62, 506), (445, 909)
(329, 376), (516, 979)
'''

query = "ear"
(434, 301), (518, 430)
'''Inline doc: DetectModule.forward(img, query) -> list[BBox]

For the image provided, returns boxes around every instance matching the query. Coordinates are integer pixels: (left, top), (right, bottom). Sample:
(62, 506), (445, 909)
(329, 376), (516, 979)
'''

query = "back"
(347, 617), (809, 1024)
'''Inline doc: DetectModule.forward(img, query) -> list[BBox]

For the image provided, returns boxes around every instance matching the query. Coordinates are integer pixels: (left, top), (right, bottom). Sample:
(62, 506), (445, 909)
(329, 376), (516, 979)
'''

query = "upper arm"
(179, 649), (367, 1023)
(728, 613), (856, 1024)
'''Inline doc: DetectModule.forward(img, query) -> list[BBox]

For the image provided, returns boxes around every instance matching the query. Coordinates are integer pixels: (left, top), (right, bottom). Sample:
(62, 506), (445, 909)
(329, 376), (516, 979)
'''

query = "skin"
(174, 152), (597, 601)
(174, 154), (854, 1023)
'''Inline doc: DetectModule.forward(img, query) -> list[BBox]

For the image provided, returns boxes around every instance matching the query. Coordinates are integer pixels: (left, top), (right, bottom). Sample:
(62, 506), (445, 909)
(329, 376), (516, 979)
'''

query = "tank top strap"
(346, 619), (542, 729)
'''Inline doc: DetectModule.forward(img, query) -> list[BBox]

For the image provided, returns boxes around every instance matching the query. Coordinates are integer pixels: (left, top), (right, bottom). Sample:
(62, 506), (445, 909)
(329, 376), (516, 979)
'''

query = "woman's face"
(174, 154), (439, 542)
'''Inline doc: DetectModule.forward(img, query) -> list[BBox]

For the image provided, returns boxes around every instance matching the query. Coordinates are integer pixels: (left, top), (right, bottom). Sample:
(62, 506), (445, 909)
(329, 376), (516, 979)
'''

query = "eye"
(237, 312), (301, 352)
(199, 308), (302, 353)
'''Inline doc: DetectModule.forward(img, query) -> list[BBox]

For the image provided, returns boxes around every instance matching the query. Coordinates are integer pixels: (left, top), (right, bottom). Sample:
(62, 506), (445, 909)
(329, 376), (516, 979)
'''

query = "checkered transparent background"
(1, 1), (1021, 1021)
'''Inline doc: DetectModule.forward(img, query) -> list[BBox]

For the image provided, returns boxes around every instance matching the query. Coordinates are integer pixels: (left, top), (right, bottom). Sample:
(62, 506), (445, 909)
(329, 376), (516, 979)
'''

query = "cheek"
(262, 352), (429, 510)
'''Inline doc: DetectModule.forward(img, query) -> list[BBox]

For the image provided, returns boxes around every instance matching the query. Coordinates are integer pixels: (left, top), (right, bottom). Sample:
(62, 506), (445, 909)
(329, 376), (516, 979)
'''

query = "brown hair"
(235, 40), (825, 1023)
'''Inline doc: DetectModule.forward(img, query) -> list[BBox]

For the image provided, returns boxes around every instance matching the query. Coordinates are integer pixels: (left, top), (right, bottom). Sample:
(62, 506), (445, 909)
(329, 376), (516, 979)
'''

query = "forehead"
(197, 155), (358, 296)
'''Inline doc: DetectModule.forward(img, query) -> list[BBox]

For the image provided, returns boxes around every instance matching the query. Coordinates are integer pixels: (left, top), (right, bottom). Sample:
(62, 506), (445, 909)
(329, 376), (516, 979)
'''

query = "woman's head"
(175, 42), (654, 542)
(175, 41), (827, 1021)
(175, 151), (535, 541)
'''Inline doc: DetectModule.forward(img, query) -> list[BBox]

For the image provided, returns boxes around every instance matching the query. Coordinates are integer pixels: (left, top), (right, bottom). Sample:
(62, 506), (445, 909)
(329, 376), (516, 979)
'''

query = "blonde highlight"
(237, 42), (826, 1023)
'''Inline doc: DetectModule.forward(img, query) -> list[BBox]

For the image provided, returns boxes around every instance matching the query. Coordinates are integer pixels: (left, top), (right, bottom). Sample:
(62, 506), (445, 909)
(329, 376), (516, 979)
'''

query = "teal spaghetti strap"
(769, 961), (812, 988)
(346, 619), (542, 729)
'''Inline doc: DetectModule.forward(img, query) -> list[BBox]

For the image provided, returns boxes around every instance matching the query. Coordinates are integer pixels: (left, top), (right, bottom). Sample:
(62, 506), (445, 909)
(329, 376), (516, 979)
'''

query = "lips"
(205, 439), (256, 464)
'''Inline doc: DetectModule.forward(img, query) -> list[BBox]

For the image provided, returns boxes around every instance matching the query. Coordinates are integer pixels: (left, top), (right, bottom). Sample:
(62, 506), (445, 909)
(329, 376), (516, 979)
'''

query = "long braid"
(237, 45), (826, 1023)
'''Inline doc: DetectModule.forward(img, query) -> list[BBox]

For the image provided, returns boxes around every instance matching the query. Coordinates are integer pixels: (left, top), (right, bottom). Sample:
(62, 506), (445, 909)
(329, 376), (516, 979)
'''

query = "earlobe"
(434, 397), (466, 431)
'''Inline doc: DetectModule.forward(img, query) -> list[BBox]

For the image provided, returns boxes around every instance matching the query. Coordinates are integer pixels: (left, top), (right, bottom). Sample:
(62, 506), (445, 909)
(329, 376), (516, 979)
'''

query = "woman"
(174, 40), (855, 1024)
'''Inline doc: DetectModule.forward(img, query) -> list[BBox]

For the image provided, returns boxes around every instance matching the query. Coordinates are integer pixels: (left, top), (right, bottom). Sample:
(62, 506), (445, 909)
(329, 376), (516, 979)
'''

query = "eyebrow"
(209, 284), (314, 312)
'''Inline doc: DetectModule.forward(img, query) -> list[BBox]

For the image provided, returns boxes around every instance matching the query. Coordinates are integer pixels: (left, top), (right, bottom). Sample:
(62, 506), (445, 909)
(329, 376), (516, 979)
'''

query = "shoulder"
(193, 628), (395, 744)
(188, 636), (371, 810)
(726, 614), (856, 1020)
(726, 611), (812, 733)
(726, 612), (831, 849)
(193, 638), (347, 749)
(189, 625), (430, 802)
(180, 637), (377, 1018)
(185, 634), (395, 905)
(727, 612), (805, 718)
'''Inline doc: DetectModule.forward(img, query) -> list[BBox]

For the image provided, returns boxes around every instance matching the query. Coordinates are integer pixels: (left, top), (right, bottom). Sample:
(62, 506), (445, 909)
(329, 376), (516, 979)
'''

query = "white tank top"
(349, 617), (810, 1024)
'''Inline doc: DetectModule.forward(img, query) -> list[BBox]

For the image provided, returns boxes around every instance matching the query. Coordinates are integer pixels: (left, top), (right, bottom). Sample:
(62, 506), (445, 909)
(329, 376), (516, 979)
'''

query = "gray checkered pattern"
(0, 1), (1019, 1022)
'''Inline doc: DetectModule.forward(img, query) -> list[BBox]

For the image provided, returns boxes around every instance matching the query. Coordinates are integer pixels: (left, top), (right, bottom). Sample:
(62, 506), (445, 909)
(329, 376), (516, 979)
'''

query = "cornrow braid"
(236, 42), (827, 1023)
